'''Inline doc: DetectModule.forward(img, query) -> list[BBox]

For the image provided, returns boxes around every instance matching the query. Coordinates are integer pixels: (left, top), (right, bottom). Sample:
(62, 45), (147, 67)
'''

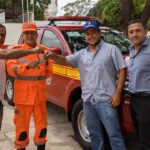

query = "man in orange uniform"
(7, 22), (52, 150)
(0, 23), (44, 132)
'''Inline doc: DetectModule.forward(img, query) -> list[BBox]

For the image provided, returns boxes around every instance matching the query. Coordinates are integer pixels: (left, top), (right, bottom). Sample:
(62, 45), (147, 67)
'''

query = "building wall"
(4, 23), (21, 45)
(3, 21), (48, 45)
(0, 10), (5, 23)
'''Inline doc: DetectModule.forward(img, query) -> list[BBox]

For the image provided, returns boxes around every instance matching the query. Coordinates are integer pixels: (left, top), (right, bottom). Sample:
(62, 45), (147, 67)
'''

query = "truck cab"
(6, 16), (135, 149)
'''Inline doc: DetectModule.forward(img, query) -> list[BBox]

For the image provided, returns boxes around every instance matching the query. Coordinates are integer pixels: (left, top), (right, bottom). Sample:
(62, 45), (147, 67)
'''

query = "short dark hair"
(128, 19), (147, 29)
(0, 23), (6, 31)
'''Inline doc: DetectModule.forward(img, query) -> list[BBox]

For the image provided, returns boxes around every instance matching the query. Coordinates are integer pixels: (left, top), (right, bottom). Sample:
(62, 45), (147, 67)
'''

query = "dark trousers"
(130, 95), (150, 150)
(0, 99), (3, 130)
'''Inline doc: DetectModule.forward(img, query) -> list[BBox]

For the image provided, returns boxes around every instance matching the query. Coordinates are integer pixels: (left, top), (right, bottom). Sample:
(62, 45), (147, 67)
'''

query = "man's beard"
(89, 39), (101, 46)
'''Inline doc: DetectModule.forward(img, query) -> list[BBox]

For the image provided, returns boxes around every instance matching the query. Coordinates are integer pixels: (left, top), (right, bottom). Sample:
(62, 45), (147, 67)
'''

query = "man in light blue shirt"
(128, 19), (150, 150)
(48, 20), (126, 150)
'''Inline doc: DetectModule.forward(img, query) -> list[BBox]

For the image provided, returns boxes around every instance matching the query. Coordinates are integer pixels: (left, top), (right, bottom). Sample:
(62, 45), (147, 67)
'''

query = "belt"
(130, 92), (150, 97)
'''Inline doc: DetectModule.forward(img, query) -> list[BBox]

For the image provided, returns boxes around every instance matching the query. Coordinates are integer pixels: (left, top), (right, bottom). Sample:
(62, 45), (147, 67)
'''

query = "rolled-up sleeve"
(66, 51), (80, 68)
(112, 46), (126, 70)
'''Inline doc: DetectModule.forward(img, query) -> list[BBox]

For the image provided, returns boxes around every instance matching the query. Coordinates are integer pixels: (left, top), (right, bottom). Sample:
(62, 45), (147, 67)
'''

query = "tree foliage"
(33, 0), (51, 20)
(89, 0), (150, 31)
(0, 0), (22, 21)
(63, 0), (96, 16)
(120, 0), (150, 33)
(0, 0), (51, 21)
(87, 0), (101, 18)
(100, 0), (120, 27)
(63, 0), (150, 31)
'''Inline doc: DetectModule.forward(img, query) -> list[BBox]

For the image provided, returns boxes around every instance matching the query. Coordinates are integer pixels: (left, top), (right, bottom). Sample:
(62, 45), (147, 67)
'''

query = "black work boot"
(37, 144), (45, 150)
(17, 148), (25, 150)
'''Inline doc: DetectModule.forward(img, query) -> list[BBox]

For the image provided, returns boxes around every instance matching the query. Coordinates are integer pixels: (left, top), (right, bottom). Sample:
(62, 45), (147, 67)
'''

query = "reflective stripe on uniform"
(15, 141), (29, 149)
(35, 142), (46, 146)
(18, 56), (45, 64)
(13, 66), (19, 75)
(18, 58), (28, 63)
(16, 76), (46, 81)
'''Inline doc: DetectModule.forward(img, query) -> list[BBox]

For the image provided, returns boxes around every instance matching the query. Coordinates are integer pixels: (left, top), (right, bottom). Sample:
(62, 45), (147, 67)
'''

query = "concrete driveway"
(0, 102), (82, 150)
(0, 101), (141, 150)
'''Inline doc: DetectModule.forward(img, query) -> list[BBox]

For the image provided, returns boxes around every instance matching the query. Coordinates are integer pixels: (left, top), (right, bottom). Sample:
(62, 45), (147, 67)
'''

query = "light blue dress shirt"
(128, 38), (150, 93)
(66, 40), (126, 103)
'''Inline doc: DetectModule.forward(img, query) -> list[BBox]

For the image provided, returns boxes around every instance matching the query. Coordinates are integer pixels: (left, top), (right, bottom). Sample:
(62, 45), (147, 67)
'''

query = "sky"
(57, 0), (98, 16)
(57, 0), (76, 15)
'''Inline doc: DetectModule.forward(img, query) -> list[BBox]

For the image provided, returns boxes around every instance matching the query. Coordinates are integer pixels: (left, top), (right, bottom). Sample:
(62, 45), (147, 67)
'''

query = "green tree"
(88, 0), (150, 32)
(63, 0), (150, 31)
(119, 0), (133, 32)
(33, 0), (51, 20)
(119, 0), (150, 33)
(0, 0), (51, 21)
(0, 0), (12, 8)
(141, 0), (150, 25)
(63, 0), (96, 16)
(120, 0), (147, 33)
(100, 0), (120, 28)
(0, 0), (22, 21)
(87, 1), (101, 18)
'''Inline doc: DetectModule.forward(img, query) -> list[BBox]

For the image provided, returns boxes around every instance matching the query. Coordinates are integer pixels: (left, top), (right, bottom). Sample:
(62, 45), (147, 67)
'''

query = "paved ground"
(0, 101), (141, 150)
(0, 102), (82, 150)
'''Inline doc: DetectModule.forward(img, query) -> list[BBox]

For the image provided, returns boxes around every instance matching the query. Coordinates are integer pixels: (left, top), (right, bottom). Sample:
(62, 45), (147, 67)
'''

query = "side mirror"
(47, 47), (61, 55)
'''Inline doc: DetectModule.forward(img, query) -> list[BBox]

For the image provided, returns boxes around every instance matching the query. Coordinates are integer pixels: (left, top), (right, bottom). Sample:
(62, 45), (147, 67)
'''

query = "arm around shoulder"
(0, 46), (43, 59)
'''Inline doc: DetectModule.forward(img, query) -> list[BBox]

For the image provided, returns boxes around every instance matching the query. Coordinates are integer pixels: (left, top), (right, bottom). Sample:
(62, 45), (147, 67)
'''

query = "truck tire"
(5, 74), (14, 106)
(72, 99), (112, 150)
(72, 99), (91, 150)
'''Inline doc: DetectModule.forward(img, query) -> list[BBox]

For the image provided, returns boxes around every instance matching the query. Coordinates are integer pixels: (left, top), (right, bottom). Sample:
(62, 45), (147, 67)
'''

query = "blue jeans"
(83, 101), (126, 150)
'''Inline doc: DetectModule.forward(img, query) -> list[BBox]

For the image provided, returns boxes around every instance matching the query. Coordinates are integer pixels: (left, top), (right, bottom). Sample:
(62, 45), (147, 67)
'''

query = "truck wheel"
(5, 74), (14, 106)
(72, 99), (91, 150)
(72, 99), (112, 150)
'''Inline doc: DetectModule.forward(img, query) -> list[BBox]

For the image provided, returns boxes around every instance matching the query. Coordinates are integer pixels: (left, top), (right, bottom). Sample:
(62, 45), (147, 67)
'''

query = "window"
(41, 30), (64, 54)
(62, 30), (87, 53)
(101, 31), (131, 53)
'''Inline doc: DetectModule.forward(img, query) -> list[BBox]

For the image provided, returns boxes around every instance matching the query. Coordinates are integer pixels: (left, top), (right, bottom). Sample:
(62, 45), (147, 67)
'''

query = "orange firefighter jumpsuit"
(7, 43), (52, 149)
